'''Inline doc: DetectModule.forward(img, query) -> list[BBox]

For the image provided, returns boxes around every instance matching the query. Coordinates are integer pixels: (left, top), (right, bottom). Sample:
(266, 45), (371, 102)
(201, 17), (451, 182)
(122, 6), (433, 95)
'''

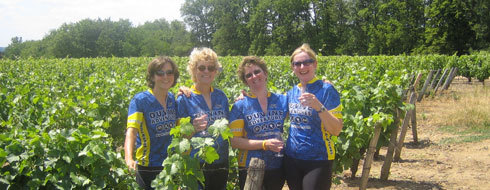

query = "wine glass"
(299, 84), (308, 107)
(273, 132), (284, 157)
(194, 106), (208, 136)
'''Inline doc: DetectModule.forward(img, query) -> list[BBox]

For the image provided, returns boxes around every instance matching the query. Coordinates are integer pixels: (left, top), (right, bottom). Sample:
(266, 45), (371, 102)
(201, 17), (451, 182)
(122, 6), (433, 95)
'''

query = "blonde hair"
(290, 43), (317, 63)
(187, 47), (221, 82)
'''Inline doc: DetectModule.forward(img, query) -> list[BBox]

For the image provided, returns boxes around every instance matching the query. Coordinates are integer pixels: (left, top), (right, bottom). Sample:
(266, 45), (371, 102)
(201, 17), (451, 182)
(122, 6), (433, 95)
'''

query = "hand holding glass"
(273, 132), (284, 157)
(193, 112), (208, 136)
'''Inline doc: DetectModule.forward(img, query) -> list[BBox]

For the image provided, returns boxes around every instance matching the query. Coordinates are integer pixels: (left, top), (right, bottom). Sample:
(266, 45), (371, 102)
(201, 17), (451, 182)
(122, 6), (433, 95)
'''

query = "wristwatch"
(317, 105), (327, 113)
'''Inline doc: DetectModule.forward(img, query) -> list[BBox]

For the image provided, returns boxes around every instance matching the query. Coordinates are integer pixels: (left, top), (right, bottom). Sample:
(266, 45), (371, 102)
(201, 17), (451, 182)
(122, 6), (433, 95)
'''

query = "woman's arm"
(230, 137), (283, 153)
(124, 127), (138, 170)
(299, 93), (343, 136)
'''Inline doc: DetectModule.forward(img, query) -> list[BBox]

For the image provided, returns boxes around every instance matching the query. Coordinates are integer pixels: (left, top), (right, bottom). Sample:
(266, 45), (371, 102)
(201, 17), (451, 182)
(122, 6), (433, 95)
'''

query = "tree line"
(3, 0), (489, 59)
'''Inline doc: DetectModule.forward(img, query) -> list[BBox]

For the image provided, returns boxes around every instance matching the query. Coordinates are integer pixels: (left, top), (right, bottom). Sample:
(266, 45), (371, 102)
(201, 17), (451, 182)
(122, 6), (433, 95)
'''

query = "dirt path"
(330, 78), (490, 190)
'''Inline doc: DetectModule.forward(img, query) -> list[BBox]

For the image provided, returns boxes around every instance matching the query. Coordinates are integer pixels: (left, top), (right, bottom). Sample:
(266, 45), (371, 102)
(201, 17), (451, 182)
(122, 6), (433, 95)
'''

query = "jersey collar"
(297, 76), (319, 88)
(191, 85), (214, 95)
(247, 91), (271, 98)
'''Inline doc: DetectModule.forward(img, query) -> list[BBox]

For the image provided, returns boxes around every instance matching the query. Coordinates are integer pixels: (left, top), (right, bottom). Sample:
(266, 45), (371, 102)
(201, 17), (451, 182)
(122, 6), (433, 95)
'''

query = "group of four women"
(124, 44), (343, 190)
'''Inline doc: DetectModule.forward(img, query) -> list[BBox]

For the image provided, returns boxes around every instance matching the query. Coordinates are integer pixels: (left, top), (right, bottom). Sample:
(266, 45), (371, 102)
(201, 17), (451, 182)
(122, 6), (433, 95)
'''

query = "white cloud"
(0, 0), (185, 47)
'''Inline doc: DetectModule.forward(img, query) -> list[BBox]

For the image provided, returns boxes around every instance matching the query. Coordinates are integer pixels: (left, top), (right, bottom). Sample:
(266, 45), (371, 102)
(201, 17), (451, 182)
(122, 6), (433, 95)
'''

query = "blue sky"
(0, 0), (185, 47)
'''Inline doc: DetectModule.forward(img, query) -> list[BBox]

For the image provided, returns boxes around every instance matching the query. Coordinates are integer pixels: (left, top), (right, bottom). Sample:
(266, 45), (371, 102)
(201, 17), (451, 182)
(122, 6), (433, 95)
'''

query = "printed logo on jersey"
(149, 109), (177, 125)
(289, 103), (313, 130)
(193, 110), (227, 124)
(245, 110), (284, 136)
(149, 109), (176, 137)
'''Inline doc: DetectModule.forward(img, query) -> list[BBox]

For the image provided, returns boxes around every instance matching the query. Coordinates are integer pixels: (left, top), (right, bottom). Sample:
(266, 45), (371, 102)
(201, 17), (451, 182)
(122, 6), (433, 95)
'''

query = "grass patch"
(423, 79), (489, 144)
(440, 133), (490, 144)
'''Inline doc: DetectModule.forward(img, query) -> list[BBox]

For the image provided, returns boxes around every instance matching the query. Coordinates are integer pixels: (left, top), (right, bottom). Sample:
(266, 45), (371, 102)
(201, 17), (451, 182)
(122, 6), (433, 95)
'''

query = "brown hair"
(146, 56), (180, 88)
(237, 56), (268, 85)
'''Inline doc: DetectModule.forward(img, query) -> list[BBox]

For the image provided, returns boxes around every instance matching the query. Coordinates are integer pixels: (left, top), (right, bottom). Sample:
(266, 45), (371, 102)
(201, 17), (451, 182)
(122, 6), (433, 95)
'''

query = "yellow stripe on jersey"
(321, 123), (336, 160)
(238, 150), (248, 167)
(127, 112), (144, 129)
(135, 119), (151, 166)
(237, 129), (248, 167)
(329, 105), (343, 119)
(229, 119), (245, 137)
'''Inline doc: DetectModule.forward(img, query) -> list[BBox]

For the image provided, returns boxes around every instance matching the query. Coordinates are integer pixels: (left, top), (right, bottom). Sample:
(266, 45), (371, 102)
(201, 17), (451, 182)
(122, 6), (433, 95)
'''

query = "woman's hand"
(298, 92), (322, 111)
(124, 128), (138, 173)
(234, 89), (247, 102)
(192, 114), (208, 132)
(125, 159), (136, 171)
(178, 86), (192, 97)
(265, 139), (284, 153)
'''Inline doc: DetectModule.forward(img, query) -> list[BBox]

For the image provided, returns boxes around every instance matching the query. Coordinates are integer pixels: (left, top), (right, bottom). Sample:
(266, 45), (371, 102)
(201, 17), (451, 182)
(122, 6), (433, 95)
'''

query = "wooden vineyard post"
(430, 69), (442, 90)
(418, 70), (435, 102)
(380, 108), (401, 180)
(413, 73), (423, 89)
(394, 92), (417, 162)
(359, 124), (382, 190)
(434, 68), (449, 94)
(244, 157), (265, 190)
(411, 102), (418, 143)
(446, 67), (458, 89)
(443, 67), (458, 90)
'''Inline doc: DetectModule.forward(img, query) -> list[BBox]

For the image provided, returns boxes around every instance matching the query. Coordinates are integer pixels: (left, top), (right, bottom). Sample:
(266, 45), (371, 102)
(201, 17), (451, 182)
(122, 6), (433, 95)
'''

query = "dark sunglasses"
(155, 70), (174, 76)
(292, 59), (315, 67)
(197, 65), (217, 72)
(245, 69), (262, 79)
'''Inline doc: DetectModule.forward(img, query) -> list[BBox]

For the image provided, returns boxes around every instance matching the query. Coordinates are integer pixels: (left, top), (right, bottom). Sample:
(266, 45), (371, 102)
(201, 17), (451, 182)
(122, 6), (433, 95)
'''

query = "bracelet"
(262, 140), (267, 150)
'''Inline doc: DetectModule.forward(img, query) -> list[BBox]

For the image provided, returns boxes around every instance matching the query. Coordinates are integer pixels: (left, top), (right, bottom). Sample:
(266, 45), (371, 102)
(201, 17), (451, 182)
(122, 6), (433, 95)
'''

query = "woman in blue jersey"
(229, 56), (288, 190)
(177, 47), (229, 190)
(284, 44), (343, 190)
(124, 56), (180, 190)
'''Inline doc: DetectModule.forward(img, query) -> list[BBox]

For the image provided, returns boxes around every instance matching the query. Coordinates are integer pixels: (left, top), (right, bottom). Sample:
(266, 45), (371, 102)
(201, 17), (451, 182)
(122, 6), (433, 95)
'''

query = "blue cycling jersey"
(177, 85), (230, 164)
(127, 90), (178, 167)
(286, 77), (342, 160)
(229, 92), (287, 169)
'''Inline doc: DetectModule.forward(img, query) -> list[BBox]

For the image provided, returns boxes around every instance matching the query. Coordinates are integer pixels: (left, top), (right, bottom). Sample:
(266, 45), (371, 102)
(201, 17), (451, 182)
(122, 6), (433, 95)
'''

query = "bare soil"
(330, 77), (490, 190)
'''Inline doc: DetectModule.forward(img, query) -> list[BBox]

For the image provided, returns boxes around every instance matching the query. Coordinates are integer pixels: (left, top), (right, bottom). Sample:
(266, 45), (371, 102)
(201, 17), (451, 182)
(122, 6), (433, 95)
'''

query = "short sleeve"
(228, 102), (245, 137)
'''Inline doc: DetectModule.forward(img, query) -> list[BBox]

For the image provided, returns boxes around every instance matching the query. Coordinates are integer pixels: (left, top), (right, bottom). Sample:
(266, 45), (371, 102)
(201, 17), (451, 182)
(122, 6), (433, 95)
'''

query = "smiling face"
(244, 64), (267, 91)
(152, 63), (175, 91)
(194, 61), (217, 85)
(291, 51), (317, 83)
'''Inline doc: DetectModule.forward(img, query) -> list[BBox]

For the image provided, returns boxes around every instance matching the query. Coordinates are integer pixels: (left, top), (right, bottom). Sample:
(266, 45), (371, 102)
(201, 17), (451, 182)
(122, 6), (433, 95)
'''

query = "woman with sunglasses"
(284, 44), (343, 190)
(177, 47), (230, 190)
(124, 56), (180, 190)
(229, 56), (288, 190)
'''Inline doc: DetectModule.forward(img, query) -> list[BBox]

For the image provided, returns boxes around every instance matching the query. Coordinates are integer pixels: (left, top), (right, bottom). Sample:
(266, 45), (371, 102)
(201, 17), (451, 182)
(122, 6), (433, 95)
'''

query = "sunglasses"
(197, 65), (217, 72)
(292, 59), (315, 67)
(155, 70), (174, 76)
(245, 69), (262, 79)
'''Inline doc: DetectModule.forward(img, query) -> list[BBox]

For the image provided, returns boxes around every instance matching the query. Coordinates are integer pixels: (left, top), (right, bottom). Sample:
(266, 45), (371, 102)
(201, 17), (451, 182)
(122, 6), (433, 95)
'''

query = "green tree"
(211, 0), (254, 55)
(423, 0), (477, 55)
(95, 19), (132, 57)
(247, 0), (273, 55)
(367, 0), (424, 55)
(169, 21), (194, 57)
(4, 37), (24, 59)
(471, 0), (490, 50)
(138, 19), (172, 56)
(181, 0), (217, 47)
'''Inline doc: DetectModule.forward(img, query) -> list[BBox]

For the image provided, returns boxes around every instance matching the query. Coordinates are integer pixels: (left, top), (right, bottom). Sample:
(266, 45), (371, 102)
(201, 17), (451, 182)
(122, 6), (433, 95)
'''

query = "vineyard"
(0, 54), (488, 189)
